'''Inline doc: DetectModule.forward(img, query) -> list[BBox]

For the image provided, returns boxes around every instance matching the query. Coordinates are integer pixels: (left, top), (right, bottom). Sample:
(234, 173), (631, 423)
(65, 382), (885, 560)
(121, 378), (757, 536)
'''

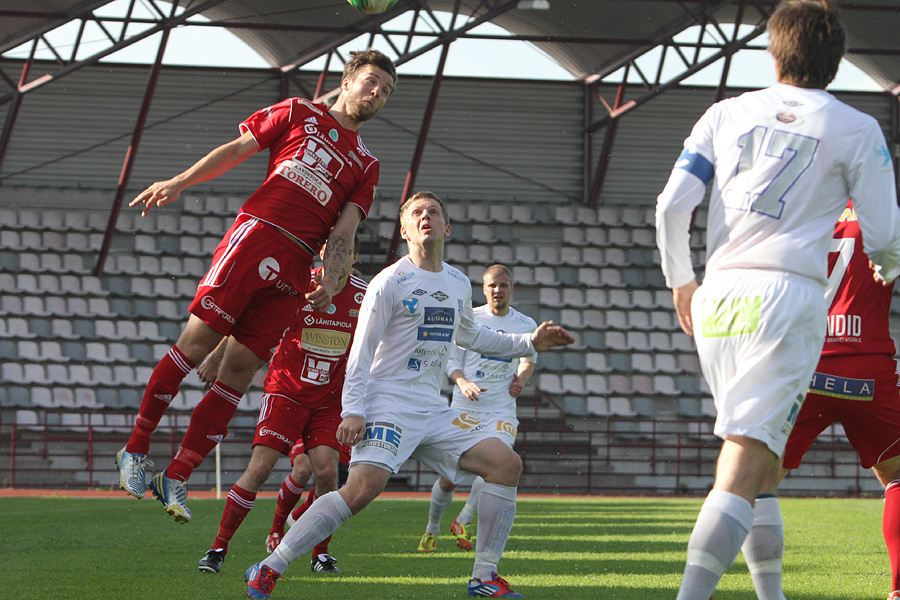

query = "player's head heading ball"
(768, 0), (845, 89)
(344, 50), (398, 93)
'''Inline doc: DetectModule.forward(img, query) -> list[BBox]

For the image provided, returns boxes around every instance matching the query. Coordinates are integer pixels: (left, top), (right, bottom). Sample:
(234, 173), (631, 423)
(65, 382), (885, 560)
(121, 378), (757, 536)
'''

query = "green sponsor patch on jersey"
(701, 295), (762, 337)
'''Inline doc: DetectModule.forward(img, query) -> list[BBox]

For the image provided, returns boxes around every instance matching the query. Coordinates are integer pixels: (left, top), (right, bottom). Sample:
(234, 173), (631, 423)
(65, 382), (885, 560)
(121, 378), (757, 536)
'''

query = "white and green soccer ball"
(347, 0), (399, 15)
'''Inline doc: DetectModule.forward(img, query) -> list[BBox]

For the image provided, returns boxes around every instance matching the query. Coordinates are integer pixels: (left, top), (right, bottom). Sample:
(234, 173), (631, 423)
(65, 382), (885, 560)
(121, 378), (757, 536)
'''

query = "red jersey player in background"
(196, 234), (364, 574)
(744, 200), (900, 600)
(116, 51), (396, 524)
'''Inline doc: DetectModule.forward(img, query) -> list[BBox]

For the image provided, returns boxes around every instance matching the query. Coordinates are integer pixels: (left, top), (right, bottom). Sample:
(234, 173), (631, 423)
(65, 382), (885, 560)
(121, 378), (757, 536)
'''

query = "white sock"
(264, 491), (351, 574)
(427, 478), (454, 535)
(741, 495), (786, 600)
(457, 476), (485, 525)
(472, 482), (517, 582)
(676, 489), (755, 600)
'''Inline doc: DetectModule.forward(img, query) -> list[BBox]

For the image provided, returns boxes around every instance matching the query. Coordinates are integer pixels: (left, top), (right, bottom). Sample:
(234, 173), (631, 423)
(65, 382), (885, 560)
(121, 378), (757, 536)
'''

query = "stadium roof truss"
(1, 0), (899, 271)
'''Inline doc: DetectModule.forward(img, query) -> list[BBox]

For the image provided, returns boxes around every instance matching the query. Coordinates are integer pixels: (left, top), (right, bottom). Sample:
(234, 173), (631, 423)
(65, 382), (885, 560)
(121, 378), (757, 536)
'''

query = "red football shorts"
(189, 213), (312, 361)
(252, 392), (348, 460)
(783, 353), (900, 469)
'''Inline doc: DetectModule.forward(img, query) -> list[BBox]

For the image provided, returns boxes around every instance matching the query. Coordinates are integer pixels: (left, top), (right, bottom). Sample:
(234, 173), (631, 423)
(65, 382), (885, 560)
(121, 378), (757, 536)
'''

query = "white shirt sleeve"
(847, 121), (900, 282)
(455, 297), (534, 358)
(445, 342), (465, 376)
(341, 273), (393, 420)
(656, 109), (714, 289)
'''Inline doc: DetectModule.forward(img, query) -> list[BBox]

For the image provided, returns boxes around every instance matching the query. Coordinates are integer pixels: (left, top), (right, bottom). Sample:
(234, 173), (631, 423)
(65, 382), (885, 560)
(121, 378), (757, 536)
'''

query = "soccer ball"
(347, 0), (399, 15)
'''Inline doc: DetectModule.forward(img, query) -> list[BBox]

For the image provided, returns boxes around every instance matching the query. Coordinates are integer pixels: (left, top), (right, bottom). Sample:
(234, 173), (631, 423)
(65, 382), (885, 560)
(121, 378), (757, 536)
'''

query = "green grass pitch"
(0, 495), (888, 599)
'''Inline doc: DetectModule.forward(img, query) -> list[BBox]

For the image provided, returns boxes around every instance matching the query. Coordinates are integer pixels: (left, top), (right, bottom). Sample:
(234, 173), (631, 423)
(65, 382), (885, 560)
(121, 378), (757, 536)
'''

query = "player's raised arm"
(129, 130), (260, 217)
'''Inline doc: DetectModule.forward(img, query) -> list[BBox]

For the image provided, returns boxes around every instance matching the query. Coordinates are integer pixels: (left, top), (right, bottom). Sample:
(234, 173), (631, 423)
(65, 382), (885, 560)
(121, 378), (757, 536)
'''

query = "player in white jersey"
(243, 192), (574, 599)
(655, 2), (900, 598)
(416, 264), (537, 554)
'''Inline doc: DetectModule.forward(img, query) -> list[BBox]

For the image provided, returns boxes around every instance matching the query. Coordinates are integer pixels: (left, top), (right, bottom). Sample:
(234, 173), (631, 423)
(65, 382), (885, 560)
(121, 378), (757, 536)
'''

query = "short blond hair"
(483, 264), (512, 284)
(399, 191), (450, 225)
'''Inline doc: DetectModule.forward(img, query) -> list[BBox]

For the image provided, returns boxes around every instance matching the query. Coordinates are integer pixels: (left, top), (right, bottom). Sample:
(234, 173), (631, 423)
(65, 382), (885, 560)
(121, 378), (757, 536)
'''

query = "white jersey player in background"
(417, 264), (538, 554)
(243, 191), (574, 600)
(655, 1), (900, 599)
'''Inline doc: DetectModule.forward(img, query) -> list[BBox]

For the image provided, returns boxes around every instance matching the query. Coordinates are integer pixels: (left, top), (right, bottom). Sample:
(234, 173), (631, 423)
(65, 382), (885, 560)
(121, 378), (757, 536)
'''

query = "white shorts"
(692, 270), (826, 456)
(349, 400), (506, 485)
(460, 408), (518, 449)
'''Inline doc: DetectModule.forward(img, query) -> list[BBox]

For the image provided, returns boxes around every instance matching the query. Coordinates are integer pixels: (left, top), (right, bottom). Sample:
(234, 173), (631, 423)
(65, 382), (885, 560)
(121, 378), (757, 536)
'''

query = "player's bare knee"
(439, 476), (457, 493)
(339, 482), (379, 515)
(481, 449), (521, 486)
(314, 466), (339, 493)
(873, 455), (900, 487)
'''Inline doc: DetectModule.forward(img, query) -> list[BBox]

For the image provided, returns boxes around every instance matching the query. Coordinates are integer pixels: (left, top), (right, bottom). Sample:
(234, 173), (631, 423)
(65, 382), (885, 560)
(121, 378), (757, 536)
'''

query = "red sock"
(165, 381), (242, 482)
(885, 481), (900, 592)
(211, 484), (257, 553)
(271, 475), (305, 536)
(313, 534), (333, 558)
(291, 486), (317, 522)
(126, 346), (194, 455)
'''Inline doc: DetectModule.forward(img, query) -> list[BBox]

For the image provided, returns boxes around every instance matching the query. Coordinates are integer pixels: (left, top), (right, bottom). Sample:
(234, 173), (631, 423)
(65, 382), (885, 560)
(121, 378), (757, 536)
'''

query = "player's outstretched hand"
(672, 279), (699, 336)
(197, 354), (220, 391)
(530, 321), (575, 352)
(337, 416), (366, 446)
(197, 338), (228, 390)
(129, 178), (184, 217)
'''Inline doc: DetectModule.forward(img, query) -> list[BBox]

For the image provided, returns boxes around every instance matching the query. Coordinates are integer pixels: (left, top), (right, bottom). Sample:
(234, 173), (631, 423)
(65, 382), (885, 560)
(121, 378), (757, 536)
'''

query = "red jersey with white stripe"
(239, 98), (378, 252)
(263, 267), (367, 408)
(823, 201), (896, 356)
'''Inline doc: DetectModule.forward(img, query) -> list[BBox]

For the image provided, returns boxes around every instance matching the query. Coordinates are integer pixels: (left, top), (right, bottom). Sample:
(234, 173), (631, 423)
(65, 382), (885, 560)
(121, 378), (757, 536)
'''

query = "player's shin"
(471, 482), (517, 581)
(265, 491), (352, 574)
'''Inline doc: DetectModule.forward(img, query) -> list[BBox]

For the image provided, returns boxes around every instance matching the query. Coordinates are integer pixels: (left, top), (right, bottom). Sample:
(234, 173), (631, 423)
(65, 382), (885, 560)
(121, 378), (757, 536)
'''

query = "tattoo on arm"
(322, 232), (350, 286)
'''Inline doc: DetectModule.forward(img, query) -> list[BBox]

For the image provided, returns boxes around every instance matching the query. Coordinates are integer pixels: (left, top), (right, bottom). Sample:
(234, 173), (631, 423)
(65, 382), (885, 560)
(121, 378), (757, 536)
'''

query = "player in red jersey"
(115, 50), (396, 523)
(742, 201), (900, 600)
(196, 235), (364, 574)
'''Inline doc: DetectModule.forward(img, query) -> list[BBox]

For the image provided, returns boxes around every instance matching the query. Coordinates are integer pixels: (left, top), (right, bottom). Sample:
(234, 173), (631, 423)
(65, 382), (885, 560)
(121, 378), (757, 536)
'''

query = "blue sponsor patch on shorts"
(417, 327), (453, 342)
(407, 357), (422, 371)
(808, 372), (875, 401)
(360, 421), (402, 456)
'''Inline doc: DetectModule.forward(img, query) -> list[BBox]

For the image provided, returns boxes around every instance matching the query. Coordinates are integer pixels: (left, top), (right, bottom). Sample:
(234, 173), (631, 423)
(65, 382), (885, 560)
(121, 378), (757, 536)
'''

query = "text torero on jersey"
(239, 98), (379, 253)
(448, 305), (537, 413)
(341, 257), (535, 418)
